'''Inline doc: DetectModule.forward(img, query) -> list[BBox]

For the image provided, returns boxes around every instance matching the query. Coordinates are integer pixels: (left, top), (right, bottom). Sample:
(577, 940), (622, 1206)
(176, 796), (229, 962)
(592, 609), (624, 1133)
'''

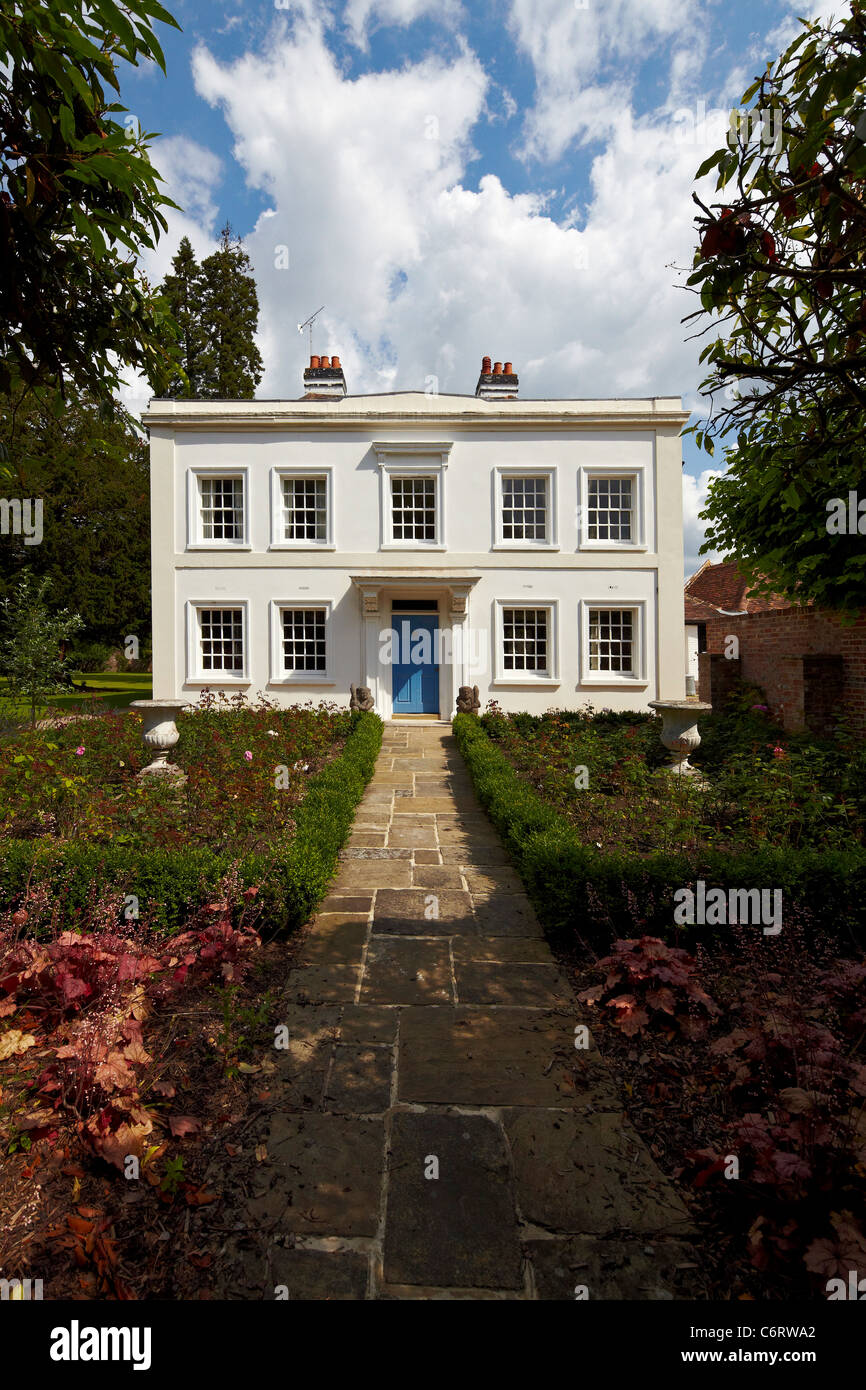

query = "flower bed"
(0, 697), (383, 933)
(453, 697), (866, 945)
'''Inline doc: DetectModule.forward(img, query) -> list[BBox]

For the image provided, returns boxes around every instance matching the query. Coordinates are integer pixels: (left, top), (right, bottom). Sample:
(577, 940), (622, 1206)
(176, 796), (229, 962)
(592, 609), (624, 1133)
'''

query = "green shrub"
(0, 710), (383, 935)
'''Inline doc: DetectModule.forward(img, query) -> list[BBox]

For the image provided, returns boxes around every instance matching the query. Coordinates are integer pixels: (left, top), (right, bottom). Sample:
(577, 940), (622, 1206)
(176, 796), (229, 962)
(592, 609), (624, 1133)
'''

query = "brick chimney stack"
(475, 355), (518, 400)
(303, 353), (347, 398)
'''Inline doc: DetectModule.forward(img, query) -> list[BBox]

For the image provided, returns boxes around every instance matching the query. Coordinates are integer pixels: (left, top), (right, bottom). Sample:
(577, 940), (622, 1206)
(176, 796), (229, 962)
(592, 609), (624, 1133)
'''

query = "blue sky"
(117, 0), (844, 570)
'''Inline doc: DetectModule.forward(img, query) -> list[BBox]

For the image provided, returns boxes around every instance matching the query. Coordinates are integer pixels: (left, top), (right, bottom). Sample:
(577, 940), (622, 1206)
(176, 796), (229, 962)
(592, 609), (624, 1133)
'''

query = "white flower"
(267, 730), (279, 737)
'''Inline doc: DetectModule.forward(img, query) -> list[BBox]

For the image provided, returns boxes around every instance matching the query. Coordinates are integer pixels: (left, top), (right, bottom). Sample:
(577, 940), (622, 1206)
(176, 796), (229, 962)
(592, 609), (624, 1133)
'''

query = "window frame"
(268, 599), (335, 685)
(186, 466), (250, 550)
(579, 598), (648, 685)
(185, 600), (250, 685)
(492, 466), (558, 550)
(492, 598), (560, 686)
(270, 466), (335, 550)
(577, 463), (646, 551)
(375, 446), (449, 551)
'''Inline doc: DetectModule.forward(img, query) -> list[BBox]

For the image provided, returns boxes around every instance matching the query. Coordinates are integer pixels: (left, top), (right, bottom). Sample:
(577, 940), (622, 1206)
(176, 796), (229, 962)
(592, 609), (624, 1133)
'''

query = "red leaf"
(169, 1115), (201, 1138)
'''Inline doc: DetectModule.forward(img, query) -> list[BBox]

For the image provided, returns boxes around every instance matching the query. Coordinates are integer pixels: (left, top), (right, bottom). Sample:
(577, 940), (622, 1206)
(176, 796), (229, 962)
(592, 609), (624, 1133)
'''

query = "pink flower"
(75, 746), (85, 756)
(772, 745), (786, 759)
(244, 750), (253, 762)
(751, 704), (769, 713)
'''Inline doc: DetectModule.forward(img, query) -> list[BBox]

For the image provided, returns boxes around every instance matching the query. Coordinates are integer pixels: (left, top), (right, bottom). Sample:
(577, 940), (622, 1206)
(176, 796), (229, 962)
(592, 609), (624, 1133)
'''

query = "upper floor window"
(375, 443), (450, 551)
(270, 467), (334, 550)
(188, 469), (248, 549)
(494, 468), (557, 548)
(587, 477), (632, 542)
(284, 477), (327, 541)
(391, 475), (436, 542)
(578, 466), (646, 550)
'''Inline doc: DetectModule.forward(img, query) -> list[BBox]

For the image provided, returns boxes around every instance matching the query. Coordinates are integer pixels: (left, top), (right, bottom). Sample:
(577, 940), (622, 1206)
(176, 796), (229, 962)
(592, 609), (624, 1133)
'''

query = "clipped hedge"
(452, 713), (866, 947)
(0, 710), (383, 935)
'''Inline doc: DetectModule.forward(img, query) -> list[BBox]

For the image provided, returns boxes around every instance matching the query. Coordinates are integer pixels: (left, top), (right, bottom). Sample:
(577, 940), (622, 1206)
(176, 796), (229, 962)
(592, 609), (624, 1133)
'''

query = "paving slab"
(383, 1112), (523, 1289)
(503, 1109), (695, 1236)
(398, 1007), (603, 1107)
(455, 960), (573, 1008)
(298, 919), (368, 967)
(339, 1004), (400, 1047)
(525, 1237), (704, 1300)
(373, 888), (476, 936)
(253, 1113), (384, 1236)
(269, 1247), (370, 1300)
(361, 936), (453, 1005)
(325, 1044), (393, 1114)
(471, 894), (543, 937)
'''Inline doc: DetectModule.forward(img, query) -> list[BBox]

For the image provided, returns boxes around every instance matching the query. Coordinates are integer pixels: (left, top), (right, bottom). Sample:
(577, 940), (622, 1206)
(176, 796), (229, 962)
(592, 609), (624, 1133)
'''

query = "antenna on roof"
(297, 306), (325, 357)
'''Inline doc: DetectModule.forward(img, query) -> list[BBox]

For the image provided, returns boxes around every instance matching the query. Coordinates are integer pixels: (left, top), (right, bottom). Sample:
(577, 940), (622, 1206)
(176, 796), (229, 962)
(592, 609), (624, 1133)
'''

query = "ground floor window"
(280, 607), (328, 674)
(199, 607), (245, 673)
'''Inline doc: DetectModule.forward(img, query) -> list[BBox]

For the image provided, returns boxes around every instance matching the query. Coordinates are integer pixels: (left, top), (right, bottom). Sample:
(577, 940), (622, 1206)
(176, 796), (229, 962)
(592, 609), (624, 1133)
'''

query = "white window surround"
(578, 598), (648, 685)
(492, 466), (559, 550)
(186, 466), (250, 550)
(577, 463), (647, 552)
(491, 598), (560, 686)
(374, 442), (451, 551)
(268, 599), (335, 685)
(185, 600), (251, 685)
(269, 466), (335, 550)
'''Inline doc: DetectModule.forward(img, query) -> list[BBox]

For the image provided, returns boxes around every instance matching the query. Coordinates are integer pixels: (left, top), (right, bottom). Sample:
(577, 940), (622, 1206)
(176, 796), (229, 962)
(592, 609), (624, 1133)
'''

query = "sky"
(117, 0), (847, 573)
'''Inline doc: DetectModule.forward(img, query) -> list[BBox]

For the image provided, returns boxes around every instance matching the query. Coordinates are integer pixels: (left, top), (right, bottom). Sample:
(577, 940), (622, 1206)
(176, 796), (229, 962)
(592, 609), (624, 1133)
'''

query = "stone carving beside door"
(455, 685), (480, 714)
(350, 683), (375, 712)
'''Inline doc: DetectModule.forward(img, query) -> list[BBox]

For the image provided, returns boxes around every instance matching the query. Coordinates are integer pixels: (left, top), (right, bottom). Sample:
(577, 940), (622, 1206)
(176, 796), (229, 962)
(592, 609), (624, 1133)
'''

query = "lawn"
(453, 692), (866, 1299)
(0, 670), (153, 724)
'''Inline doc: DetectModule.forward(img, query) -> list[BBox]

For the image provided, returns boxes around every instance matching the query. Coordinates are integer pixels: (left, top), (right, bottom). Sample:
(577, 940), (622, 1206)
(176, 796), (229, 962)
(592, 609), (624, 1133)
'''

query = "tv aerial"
(297, 306), (325, 356)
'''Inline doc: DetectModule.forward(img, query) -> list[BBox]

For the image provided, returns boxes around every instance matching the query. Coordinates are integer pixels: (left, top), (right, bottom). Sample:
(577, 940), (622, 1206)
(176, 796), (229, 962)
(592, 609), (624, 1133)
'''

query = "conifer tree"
(161, 237), (207, 397)
(198, 222), (263, 398)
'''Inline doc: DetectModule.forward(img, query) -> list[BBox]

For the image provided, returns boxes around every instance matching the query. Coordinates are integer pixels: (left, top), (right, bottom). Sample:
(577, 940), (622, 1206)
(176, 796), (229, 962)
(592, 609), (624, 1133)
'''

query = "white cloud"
(506, 0), (700, 160)
(343, 0), (463, 49)
(142, 136), (223, 282)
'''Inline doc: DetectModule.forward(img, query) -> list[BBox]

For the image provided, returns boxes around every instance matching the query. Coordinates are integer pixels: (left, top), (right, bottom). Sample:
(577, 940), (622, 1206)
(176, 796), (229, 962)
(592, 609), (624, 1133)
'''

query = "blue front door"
(392, 615), (439, 714)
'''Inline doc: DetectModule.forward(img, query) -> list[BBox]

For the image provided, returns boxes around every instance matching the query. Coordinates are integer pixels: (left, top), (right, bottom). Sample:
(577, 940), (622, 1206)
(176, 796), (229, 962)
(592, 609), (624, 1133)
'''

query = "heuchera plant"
(578, 935), (720, 1037)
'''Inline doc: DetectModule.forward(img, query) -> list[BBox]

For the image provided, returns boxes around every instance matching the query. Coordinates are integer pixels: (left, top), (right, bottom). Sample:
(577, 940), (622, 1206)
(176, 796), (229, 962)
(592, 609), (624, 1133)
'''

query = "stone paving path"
(241, 724), (701, 1300)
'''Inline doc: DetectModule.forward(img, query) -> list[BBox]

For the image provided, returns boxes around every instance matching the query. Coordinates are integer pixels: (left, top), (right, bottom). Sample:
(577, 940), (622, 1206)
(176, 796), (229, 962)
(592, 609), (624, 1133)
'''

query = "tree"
(0, 394), (151, 650)
(198, 222), (263, 398)
(0, 573), (83, 728)
(685, 2), (866, 611)
(161, 236), (207, 397)
(0, 0), (182, 472)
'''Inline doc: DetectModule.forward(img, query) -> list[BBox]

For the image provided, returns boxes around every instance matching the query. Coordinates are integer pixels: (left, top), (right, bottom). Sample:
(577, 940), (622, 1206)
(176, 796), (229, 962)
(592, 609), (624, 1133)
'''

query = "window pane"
(200, 477), (244, 541)
(587, 477), (633, 542)
(588, 608), (634, 673)
(502, 607), (549, 674)
(283, 476), (327, 541)
(391, 476), (436, 542)
(502, 476), (548, 542)
(282, 608), (327, 672)
(200, 608), (244, 672)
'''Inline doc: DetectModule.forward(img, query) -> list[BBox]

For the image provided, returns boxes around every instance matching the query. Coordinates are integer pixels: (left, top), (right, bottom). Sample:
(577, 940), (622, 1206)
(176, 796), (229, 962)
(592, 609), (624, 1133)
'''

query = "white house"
(143, 356), (688, 720)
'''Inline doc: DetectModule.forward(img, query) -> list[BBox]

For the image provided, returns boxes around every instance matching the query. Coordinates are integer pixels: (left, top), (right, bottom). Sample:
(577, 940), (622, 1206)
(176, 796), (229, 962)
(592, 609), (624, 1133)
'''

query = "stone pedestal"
(648, 699), (712, 776)
(130, 699), (189, 781)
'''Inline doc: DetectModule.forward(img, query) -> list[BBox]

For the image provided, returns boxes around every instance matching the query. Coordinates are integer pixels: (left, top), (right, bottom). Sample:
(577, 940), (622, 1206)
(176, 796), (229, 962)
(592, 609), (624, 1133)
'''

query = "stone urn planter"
(129, 699), (189, 781)
(648, 699), (712, 776)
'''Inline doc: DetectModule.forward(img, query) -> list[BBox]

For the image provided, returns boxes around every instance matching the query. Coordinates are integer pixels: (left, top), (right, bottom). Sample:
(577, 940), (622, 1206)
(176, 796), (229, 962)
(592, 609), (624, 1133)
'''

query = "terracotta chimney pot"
(331, 355), (341, 369)
(504, 361), (513, 374)
(482, 355), (491, 373)
(320, 355), (331, 369)
(493, 361), (502, 376)
(310, 355), (320, 369)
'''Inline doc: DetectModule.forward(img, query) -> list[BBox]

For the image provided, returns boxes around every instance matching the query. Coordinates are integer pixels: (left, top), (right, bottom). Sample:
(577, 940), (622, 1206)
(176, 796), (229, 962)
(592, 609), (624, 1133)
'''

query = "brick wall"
(699, 607), (866, 734)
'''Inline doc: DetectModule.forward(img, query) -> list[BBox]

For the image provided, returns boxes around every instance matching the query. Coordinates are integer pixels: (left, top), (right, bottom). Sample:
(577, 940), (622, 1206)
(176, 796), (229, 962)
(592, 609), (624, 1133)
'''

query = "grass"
(0, 670), (152, 724)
